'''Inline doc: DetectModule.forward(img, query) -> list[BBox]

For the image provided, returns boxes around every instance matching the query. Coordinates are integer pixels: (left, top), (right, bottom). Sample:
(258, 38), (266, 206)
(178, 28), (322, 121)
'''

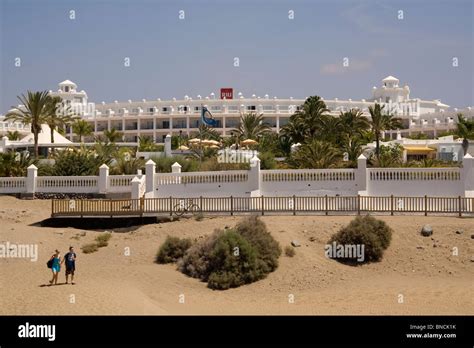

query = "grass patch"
(95, 233), (112, 247)
(81, 243), (99, 254)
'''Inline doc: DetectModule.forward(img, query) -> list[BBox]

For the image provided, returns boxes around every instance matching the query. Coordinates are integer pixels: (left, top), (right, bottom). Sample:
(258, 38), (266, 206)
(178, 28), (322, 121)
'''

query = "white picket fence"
(1, 155), (473, 198)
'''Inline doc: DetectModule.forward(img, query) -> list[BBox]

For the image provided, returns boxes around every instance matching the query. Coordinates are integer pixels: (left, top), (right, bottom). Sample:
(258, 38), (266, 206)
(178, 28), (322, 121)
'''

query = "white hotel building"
(1, 76), (473, 143)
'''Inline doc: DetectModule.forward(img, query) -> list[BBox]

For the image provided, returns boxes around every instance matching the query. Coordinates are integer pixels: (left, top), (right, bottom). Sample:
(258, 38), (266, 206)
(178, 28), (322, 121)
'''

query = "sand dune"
(0, 195), (472, 315)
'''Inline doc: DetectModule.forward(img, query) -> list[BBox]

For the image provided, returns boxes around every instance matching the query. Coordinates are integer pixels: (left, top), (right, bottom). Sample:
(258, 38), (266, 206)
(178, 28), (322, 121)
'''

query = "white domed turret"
(58, 80), (77, 93)
(382, 75), (399, 88)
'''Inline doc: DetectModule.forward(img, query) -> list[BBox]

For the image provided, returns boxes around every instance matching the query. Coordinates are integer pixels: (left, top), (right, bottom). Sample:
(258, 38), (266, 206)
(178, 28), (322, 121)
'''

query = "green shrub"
(81, 243), (99, 254)
(52, 148), (105, 176)
(178, 230), (223, 279)
(177, 217), (281, 290)
(328, 215), (392, 264)
(0, 151), (36, 177)
(207, 230), (260, 290)
(258, 151), (277, 170)
(150, 156), (199, 173)
(284, 246), (295, 257)
(156, 236), (193, 264)
(235, 216), (281, 274)
(95, 233), (112, 247)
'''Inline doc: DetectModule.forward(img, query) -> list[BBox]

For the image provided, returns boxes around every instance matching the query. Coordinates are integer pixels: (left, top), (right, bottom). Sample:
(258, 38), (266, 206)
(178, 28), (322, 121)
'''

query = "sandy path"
(0, 195), (472, 315)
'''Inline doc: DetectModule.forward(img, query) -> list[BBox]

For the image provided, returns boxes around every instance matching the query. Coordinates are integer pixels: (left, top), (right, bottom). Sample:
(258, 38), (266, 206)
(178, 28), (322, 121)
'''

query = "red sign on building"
(220, 88), (233, 99)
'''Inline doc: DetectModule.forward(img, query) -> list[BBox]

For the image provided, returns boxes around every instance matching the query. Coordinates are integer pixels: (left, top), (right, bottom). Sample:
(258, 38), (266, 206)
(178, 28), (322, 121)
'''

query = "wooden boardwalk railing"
(51, 195), (474, 218)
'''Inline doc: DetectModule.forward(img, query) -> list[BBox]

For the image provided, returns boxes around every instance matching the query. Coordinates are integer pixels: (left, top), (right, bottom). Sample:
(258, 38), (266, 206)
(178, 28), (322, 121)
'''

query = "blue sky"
(1, 0), (472, 112)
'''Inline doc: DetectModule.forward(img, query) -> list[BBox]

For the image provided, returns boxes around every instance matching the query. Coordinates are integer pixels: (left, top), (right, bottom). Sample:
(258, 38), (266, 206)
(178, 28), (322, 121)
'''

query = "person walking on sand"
(62, 246), (77, 285)
(48, 250), (61, 285)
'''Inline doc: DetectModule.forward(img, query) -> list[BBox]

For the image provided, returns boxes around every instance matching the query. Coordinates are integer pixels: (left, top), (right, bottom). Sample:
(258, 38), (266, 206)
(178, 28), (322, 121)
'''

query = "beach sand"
(0, 195), (472, 315)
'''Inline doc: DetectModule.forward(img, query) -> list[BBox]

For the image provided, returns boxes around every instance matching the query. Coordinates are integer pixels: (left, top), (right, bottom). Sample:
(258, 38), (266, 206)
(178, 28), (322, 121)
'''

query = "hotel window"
(162, 107), (169, 113)
(173, 120), (186, 129)
(210, 106), (221, 112)
(65, 86), (69, 92)
(162, 121), (170, 129)
(226, 119), (239, 128)
(228, 105), (238, 112)
(148, 107), (155, 113)
(246, 105), (256, 111)
(194, 106), (201, 112)
(262, 105), (274, 112)
(263, 118), (276, 127)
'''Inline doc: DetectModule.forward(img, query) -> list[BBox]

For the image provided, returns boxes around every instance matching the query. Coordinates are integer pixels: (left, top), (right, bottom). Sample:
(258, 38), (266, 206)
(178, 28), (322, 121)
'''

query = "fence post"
(325, 195), (328, 216)
(80, 199), (84, 218)
(356, 154), (367, 194)
(145, 159), (156, 194)
(293, 195), (296, 216)
(261, 195), (264, 216)
(140, 196), (145, 217)
(171, 162), (182, 185)
(249, 156), (261, 193)
(200, 196), (203, 214)
(230, 196), (234, 216)
(99, 164), (109, 195)
(109, 199), (113, 218)
(26, 164), (37, 197)
(169, 196), (173, 216)
(461, 154), (474, 195)
(458, 196), (462, 217)
(424, 195), (428, 216)
(390, 195), (394, 216)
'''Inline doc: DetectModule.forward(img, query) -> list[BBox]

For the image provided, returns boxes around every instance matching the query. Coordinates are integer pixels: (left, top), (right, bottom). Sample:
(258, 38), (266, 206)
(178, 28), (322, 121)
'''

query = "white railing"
(261, 169), (355, 182)
(36, 176), (99, 193)
(368, 168), (460, 181)
(108, 175), (136, 192)
(0, 177), (26, 192)
(155, 170), (249, 185)
(0, 122), (29, 132)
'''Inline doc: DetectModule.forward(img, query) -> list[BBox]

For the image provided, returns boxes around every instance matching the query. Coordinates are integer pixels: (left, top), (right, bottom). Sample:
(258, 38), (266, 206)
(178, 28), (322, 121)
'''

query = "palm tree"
(0, 151), (37, 177)
(138, 136), (158, 152)
(290, 139), (341, 169)
(279, 117), (306, 144)
(368, 103), (402, 161)
(103, 128), (123, 143)
(338, 109), (370, 146)
(6, 130), (21, 141)
(191, 124), (221, 141)
(455, 113), (474, 155)
(233, 112), (271, 141)
(44, 96), (76, 143)
(72, 119), (93, 143)
(5, 90), (50, 158)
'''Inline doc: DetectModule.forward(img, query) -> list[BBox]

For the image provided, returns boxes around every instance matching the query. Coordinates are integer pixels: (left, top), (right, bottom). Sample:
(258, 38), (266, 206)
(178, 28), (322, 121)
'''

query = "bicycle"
(173, 198), (201, 217)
